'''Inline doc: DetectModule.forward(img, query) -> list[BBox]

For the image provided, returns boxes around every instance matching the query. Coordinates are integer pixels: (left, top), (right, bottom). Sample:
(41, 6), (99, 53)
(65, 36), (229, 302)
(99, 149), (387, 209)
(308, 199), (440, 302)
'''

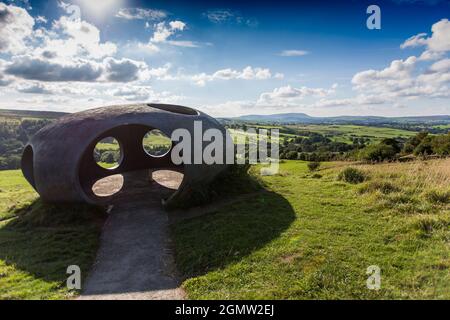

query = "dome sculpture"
(21, 103), (231, 208)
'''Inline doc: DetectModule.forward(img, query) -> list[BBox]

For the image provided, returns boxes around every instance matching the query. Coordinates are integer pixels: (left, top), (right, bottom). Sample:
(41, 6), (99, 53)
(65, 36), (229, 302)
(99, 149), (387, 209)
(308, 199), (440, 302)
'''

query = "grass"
(228, 124), (416, 144)
(0, 170), (106, 300)
(172, 159), (450, 299)
(287, 124), (417, 143)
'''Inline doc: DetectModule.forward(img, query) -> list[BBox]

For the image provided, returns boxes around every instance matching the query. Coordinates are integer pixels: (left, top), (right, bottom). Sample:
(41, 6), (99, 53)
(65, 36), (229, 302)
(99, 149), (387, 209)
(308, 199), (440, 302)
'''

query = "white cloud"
(401, 19), (450, 60)
(166, 40), (199, 48)
(3, 55), (151, 83)
(150, 20), (186, 43)
(15, 82), (53, 94)
(352, 53), (450, 100)
(0, 3), (34, 54)
(108, 85), (183, 102)
(278, 50), (309, 57)
(400, 33), (428, 49)
(49, 16), (117, 59)
(115, 7), (166, 20)
(35, 15), (47, 24)
(258, 84), (337, 104)
(190, 66), (280, 86)
(428, 58), (450, 73)
(103, 57), (148, 82)
(4, 55), (104, 82)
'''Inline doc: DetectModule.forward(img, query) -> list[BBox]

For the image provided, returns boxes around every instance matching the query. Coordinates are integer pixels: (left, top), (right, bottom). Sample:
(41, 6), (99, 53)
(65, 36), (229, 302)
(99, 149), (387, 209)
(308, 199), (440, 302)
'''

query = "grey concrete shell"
(21, 103), (230, 208)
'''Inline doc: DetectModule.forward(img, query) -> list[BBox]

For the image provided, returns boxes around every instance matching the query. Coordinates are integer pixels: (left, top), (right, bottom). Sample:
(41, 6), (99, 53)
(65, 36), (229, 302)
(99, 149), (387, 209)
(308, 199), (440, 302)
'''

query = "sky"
(0, 0), (449, 117)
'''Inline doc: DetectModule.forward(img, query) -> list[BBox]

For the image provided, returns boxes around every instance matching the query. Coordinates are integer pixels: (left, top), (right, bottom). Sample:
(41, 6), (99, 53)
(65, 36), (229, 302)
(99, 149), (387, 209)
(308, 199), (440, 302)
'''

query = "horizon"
(3, 107), (450, 119)
(0, 0), (449, 117)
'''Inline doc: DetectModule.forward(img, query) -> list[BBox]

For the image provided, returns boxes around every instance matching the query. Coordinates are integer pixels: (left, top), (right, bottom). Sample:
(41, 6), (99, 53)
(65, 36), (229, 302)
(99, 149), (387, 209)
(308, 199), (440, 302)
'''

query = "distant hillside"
(226, 113), (450, 125)
(0, 109), (68, 120)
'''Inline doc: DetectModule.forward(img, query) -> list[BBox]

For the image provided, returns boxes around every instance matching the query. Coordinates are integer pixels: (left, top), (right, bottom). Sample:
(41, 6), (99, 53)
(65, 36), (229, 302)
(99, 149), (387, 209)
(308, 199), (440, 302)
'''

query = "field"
(287, 124), (417, 143)
(173, 159), (450, 299)
(228, 124), (417, 144)
(0, 170), (106, 299)
(1, 110), (449, 300)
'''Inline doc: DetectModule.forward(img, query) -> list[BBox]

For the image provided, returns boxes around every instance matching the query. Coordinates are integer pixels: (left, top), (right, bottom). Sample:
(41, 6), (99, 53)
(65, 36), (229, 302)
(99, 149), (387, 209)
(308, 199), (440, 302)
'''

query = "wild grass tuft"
(337, 167), (367, 184)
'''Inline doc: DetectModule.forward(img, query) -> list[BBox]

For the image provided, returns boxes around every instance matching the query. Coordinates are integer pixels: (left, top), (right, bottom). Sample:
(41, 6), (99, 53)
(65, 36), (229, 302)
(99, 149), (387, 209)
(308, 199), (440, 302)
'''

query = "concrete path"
(79, 170), (185, 300)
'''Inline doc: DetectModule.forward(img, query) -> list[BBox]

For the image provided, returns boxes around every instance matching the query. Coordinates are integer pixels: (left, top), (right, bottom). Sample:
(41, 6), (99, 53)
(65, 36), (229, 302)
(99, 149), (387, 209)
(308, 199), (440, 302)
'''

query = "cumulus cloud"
(49, 16), (117, 59)
(352, 54), (450, 99)
(143, 20), (202, 50)
(150, 20), (186, 43)
(191, 66), (279, 86)
(278, 50), (309, 57)
(4, 56), (103, 82)
(4, 56), (150, 83)
(258, 84), (337, 104)
(16, 82), (53, 94)
(109, 86), (154, 101)
(0, 3), (34, 54)
(103, 57), (147, 82)
(401, 19), (450, 60)
(115, 7), (167, 20)
(353, 18), (450, 102)
(108, 85), (183, 102)
(0, 74), (13, 86)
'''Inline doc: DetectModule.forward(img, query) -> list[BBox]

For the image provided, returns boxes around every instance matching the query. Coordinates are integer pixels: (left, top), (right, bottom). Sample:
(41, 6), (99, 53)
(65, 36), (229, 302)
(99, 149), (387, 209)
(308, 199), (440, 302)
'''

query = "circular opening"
(147, 103), (199, 116)
(93, 137), (122, 169)
(92, 174), (124, 197)
(151, 170), (183, 190)
(143, 129), (172, 157)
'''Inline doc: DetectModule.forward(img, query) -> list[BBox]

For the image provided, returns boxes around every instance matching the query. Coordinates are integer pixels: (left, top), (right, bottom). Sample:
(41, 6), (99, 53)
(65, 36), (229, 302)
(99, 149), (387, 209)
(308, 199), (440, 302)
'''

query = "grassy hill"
(0, 109), (68, 121)
(0, 170), (106, 299)
(172, 159), (450, 299)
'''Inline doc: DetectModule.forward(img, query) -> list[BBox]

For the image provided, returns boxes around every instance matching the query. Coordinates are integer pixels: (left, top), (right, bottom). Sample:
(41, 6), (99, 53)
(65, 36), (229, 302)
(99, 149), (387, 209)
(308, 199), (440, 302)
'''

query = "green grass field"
(0, 170), (106, 299)
(228, 124), (417, 144)
(288, 124), (417, 143)
(173, 159), (450, 299)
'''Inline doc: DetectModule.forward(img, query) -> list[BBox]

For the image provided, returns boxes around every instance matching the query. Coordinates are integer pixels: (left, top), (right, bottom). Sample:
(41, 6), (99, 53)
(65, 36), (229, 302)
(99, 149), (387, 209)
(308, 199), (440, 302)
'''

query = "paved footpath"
(79, 170), (185, 300)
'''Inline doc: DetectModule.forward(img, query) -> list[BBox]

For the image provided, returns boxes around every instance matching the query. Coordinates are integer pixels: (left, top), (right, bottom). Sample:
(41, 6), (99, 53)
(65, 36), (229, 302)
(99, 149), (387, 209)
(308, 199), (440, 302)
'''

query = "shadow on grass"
(0, 199), (106, 298)
(171, 188), (296, 278)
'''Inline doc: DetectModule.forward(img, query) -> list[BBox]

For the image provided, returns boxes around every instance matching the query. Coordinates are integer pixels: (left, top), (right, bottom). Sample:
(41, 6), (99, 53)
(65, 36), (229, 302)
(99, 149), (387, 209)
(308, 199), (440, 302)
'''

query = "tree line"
(0, 119), (52, 170)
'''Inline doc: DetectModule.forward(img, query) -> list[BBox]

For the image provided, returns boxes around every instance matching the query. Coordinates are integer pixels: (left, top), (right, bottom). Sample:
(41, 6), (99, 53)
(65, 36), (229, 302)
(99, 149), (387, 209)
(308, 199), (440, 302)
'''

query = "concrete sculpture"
(21, 103), (230, 208)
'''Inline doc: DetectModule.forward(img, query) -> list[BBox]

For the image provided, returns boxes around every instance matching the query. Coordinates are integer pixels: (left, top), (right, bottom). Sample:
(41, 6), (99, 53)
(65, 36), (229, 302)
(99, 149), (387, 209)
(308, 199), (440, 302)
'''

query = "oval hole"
(152, 170), (183, 190)
(143, 129), (172, 157)
(148, 104), (199, 116)
(92, 174), (124, 197)
(93, 137), (122, 169)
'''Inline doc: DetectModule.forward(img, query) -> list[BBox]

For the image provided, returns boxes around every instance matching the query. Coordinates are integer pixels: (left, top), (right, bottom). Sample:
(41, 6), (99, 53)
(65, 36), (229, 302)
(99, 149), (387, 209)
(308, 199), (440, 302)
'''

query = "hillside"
(0, 109), (68, 120)
(0, 170), (106, 299)
(226, 113), (450, 126)
(173, 159), (450, 299)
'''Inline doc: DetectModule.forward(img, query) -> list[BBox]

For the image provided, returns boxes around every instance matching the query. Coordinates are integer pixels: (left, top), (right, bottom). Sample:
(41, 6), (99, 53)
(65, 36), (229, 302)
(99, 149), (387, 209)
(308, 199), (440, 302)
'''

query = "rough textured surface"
(79, 170), (185, 300)
(21, 103), (229, 208)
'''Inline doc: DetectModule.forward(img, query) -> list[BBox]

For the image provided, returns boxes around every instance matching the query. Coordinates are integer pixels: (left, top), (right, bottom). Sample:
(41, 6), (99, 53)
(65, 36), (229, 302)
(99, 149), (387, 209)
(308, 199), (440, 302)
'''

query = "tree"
(359, 143), (397, 162)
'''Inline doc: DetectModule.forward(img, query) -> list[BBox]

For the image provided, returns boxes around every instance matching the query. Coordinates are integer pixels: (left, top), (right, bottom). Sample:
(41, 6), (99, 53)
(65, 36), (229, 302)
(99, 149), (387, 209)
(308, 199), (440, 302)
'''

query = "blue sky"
(0, 0), (449, 116)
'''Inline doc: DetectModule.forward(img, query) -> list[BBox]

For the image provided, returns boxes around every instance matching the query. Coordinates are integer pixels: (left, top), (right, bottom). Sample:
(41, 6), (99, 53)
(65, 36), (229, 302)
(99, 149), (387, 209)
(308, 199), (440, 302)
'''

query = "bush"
(100, 150), (120, 163)
(307, 161), (321, 172)
(338, 167), (367, 184)
(359, 143), (397, 162)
